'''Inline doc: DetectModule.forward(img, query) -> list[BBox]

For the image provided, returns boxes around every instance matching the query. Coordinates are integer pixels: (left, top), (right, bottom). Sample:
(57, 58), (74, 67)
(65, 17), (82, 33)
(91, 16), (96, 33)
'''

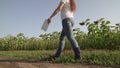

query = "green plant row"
(0, 18), (120, 50)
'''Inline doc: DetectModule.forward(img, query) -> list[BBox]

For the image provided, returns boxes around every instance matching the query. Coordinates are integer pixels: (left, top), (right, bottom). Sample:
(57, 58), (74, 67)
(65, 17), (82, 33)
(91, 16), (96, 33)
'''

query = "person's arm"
(48, 2), (65, 24)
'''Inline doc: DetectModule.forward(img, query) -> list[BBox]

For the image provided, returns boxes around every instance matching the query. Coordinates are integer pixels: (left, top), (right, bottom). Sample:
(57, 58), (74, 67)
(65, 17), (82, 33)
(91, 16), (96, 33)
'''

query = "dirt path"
(0, 58), (119, 68)
(0, 62), (115, 68)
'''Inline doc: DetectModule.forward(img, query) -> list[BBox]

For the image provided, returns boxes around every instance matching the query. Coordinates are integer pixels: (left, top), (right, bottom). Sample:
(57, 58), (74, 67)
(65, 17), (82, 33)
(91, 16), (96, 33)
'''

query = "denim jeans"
(54, 18), (81, 58)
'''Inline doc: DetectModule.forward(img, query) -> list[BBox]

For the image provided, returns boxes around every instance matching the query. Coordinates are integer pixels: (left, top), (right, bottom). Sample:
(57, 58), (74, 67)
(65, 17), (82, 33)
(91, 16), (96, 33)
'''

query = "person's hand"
(47, 18), (51, 24)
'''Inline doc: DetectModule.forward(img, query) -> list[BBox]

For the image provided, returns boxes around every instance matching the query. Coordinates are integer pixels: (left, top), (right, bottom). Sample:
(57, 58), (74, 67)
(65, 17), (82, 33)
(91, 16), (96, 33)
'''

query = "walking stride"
(47, 0), (81, 60)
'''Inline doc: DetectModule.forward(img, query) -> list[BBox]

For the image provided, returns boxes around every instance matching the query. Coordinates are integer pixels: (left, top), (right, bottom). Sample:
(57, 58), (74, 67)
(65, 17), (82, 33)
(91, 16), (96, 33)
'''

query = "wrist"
(49, 16), (52, 20)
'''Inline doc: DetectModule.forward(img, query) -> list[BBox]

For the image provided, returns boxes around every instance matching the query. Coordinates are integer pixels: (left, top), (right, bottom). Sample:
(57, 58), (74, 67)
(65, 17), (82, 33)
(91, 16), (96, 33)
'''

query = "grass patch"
(0, 50), (120, 66)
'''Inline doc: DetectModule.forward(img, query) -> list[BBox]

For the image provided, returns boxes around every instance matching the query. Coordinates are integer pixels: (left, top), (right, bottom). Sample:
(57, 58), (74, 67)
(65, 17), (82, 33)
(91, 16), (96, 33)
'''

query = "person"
(47, 0), (81, 60)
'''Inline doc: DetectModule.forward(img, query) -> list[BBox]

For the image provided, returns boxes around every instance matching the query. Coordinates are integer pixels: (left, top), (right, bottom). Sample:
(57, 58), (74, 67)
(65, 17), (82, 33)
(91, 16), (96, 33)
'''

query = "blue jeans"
(54, 18), (81, 58)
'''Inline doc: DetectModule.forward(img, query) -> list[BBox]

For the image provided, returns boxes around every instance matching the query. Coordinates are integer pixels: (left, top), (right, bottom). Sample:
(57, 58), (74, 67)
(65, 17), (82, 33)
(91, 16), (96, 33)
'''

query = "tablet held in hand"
(41, 19), (49, 31)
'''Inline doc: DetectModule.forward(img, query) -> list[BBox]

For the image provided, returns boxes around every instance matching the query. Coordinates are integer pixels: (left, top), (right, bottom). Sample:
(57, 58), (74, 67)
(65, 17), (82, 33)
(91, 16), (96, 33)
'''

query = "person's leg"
(50, 29), (66, 59)
(62, 18), (81, 60)
(54, 30), (66, 57)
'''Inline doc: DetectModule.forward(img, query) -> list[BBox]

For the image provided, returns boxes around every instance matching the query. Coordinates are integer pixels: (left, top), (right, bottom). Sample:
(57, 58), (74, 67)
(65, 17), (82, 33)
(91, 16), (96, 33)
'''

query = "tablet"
(41, 19), (49, 31)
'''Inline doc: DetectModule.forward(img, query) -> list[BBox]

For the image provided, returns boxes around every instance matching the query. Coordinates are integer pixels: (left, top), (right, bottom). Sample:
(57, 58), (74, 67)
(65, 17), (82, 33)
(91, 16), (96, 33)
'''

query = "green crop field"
(0, 18), (120, 66)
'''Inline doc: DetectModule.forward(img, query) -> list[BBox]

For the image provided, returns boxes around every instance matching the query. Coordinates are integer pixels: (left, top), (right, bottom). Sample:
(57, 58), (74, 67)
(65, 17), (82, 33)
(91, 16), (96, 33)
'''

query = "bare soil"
(0, 58), (119, 68)
(0, 62), (116, 68)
